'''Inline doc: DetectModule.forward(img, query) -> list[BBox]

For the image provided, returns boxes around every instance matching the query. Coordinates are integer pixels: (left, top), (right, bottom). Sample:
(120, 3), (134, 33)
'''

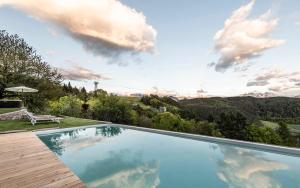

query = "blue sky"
(0, 0), (299, 97)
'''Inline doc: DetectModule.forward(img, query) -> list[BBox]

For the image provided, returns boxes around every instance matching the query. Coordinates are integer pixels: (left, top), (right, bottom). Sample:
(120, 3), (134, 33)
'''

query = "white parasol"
(5, 86), (38, 93)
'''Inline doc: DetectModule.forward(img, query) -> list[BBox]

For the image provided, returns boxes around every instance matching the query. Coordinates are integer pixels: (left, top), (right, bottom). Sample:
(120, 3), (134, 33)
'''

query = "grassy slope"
(0, 108), (20, 114)
(0, 117), (102, 132)
(261, 120), (300, 135)
(121, 96), (150, 109)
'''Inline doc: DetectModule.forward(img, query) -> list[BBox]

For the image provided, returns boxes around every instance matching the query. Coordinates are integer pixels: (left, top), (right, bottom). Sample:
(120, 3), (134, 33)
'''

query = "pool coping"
(36, 123), (300, 157)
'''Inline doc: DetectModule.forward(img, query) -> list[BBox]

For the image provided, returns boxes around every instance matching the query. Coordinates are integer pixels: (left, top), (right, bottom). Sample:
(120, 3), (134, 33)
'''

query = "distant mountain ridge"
(179, 96), (300, 122)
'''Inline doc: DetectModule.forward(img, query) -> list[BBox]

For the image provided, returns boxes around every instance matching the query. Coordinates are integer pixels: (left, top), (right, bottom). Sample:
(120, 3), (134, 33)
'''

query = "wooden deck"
(0, 132), (86, 188)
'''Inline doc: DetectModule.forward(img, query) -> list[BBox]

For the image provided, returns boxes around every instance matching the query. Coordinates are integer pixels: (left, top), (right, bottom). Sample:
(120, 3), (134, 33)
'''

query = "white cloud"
(0, 0), (157, 58)
(57, 65), (110, 81)
(247, 68), (300, 94)
(87, 162), (160, 188)
(213, 0), (285, 72)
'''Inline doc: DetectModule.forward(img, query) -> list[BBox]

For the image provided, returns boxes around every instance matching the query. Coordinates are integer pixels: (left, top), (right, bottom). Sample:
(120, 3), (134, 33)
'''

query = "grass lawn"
(0, 117), (103, 132)
(0, 108), (20, 114)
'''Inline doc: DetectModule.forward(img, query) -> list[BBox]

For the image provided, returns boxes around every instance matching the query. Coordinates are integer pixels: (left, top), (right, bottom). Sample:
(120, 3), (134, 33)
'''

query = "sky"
(0, 0), (299, 98)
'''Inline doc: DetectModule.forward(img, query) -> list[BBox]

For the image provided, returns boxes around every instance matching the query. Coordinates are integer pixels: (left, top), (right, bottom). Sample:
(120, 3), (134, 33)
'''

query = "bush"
(90, 94), (136, 124)
(49, 95), (82, 117)
(246, 125), (282, 145)
(192, 121), (222, 137)
(153, 112), (182, 131)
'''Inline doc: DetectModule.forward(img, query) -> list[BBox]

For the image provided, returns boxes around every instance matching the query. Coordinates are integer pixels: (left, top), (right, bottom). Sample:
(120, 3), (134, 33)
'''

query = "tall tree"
(217, 112), (248, 140)
(0, 30), (62, 99)
(0, 30), (64, 112)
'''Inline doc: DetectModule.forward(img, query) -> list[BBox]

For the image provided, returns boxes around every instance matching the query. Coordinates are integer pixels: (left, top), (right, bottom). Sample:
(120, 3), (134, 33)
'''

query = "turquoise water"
(38, 125), (300, 188)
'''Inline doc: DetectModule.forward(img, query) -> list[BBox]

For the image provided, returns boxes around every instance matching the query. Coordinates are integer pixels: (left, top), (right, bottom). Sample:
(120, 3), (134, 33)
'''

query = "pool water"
(38, 125), (300, 188)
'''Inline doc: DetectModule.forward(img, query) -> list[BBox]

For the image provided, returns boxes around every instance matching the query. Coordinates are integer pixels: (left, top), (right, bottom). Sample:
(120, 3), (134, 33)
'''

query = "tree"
(246, 125), (282, 145)
(153, 112), (182, 131)
(276, 122), (292, 145)
(90, 94), (135, 124)
(217, 112), (248, 140)
(207, 114), (214, 122)
(0, 30), (63, 110)
(49, 95), (82, 117)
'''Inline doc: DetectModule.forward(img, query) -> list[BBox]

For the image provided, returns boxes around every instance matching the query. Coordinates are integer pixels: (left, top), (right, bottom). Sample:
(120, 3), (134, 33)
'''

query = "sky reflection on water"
(39, 125), (300, 188)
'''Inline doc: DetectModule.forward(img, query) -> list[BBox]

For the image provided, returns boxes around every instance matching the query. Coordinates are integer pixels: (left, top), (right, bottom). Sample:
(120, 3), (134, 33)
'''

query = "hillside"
(179, 97), (300, 122)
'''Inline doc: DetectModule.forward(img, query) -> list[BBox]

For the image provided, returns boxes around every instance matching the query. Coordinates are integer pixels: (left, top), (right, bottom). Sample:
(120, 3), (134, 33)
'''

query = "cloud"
(57, 65), (110, 81)
(80, 150), (160, 188)
(196, 89), (208, 97)
(241, 91), (276, 98)
(215, 145), (289, 188)
(149, 87), (177, 97)
(0, 0), (157, 58)
(197, 89), (207, 94)
(213, 0), (285, 72)
(246, 80), (269, 87)
(247, 68), (300, 93)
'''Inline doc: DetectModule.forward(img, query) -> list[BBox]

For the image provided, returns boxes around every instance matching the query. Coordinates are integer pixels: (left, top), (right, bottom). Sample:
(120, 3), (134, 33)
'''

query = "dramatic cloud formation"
(213, 0), (285, 72)
(0, 0), (157, 58)
(215, 146), (288, 188)
(57, 65), (110, 81)
(247, 68), (300, 93)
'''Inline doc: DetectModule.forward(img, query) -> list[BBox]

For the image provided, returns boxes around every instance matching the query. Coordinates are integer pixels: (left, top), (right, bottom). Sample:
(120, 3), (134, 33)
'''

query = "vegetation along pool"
(37, 125), (300, 188)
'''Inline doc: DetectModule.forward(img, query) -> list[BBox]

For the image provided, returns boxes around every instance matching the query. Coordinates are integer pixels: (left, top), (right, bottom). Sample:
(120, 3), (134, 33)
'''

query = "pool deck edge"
(0, 132), (86, 188)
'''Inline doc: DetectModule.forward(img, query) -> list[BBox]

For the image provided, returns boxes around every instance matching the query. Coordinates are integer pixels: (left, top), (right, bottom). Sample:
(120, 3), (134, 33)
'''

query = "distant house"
(159, 106), (167, 113)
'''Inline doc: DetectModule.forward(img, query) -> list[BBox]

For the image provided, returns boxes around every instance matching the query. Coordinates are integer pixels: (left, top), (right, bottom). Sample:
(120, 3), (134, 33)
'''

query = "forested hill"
(179, 97), (300, 123)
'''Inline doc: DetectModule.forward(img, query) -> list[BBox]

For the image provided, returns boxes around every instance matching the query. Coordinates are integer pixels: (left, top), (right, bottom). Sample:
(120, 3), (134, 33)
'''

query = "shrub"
(153, 112), (182, 131)
(90, 94), (135, 124)
(49, 95), (82, 117)
(137, 115), (154, 128)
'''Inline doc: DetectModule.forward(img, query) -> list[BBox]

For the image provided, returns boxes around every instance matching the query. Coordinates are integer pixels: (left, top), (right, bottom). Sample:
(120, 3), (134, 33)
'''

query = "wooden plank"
(0, 132), (86, 188)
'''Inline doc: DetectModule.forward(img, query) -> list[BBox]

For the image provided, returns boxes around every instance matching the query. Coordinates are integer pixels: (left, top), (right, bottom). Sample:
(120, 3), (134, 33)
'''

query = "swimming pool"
(37, 124), (300, 188)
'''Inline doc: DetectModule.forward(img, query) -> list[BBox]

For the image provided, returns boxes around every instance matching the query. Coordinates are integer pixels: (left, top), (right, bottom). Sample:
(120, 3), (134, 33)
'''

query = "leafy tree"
(276, 122), (290, 139)
(90, 94), (135, 124)
(276, 122), (293, 146)
(246, 125), (282, 145)
(153, 112), (182, 131)
(217, 112), (248, 140)
(49, 95), (82, 117)
(0, 30), (63, 111)
(193, 121), (222, 137)
(207, 114), (214, 122)
(79, 87), (88, 102)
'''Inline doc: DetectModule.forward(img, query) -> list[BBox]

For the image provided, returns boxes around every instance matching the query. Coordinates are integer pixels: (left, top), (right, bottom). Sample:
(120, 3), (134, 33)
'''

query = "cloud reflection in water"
(215, 145), (288, 188)
(80, 150), (160, 188)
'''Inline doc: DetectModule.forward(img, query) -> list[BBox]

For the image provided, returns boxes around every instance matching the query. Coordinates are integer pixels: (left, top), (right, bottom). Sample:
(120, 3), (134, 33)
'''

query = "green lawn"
(0, 117), (103, 132)
(0, 108), (20, 114)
